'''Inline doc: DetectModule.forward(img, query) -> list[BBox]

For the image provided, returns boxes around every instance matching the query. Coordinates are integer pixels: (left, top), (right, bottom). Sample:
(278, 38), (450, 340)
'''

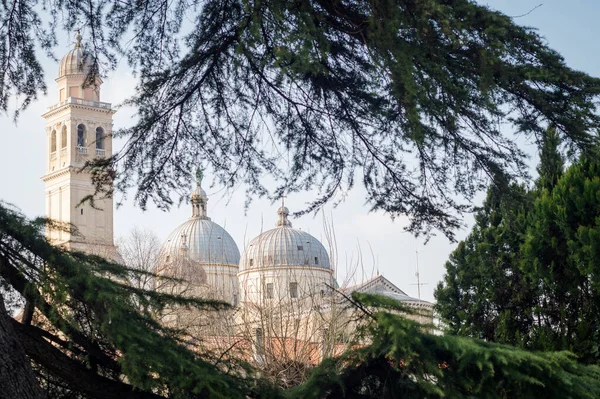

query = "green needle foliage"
(0, 202), (281, 399)
(434, 180), (536, 347)
(436, 127), (600, 365)
(3, 0), (600, 237)
(2, 202), (600, 397)
(291, 292), (600, 399)
(523, 158), (600, 363)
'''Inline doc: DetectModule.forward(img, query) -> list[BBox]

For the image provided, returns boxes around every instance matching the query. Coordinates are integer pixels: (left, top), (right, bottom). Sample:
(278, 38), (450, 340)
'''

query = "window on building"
(95, 127), (104, 149)
(322, 328), (331, 357)
(314, 256), (319, 265)
(77, 124), (86, 147)
(232, 294), (238, 307)
(249, 258), (254, 267)
(61, 126), (67, 148)
(289, 282), (298, 298)
(297, 245), (303, 251)
(255, 328), (264, 356)
(51, 130), (57, 153)
(266, 283), (273, 299)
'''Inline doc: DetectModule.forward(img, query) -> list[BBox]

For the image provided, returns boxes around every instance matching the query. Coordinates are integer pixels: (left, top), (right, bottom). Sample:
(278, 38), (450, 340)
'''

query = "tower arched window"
(95, 127), (104, 149)
(77, 124), (86, 147)
(50, 130), (57, 153)
(61, 126), (67, 148)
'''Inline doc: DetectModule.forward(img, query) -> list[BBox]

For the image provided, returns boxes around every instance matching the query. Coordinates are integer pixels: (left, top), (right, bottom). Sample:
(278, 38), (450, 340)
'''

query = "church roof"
(160, 218), (240, 266)
(239, 206), (331, 272)
(344, 275), (432, 306)
(59, 32), (92, 77)
(159, 176), (240, 266)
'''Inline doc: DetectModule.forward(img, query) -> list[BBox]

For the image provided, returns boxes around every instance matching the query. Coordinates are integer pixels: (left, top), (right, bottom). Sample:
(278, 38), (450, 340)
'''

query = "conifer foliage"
(0, 202), (279, 399)
(3, 200), (600, 397)
(2, 0), (600, 237)
(291, 293), (600, 399)
(436, 127), (600, 364)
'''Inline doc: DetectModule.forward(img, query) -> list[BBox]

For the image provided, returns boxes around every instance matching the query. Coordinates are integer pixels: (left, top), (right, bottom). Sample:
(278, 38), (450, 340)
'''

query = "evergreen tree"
(536, 125), (565, 192)
(3, 201), (600, 397)
(436, 130), (600, 364)
(435, 181), (536, 347)
(2, 0), (600, 237)
(0, 203), (281, 398)
(523, 158), (600, 363)
(291, 293), (600, 399)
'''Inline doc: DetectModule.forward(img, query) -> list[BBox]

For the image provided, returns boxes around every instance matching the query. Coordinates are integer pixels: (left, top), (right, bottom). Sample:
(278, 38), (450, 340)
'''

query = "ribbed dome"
(161, 218), (240, 266)
(239, 208), (330, 271)
(58, 33), (92, 77)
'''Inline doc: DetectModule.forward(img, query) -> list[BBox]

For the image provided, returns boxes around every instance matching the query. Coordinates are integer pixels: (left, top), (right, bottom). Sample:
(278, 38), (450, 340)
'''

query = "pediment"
(351, 275), (408, 297)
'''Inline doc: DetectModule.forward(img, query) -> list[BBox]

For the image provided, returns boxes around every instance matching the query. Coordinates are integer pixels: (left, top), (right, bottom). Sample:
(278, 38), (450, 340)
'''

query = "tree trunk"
(0, 295), (44, 399)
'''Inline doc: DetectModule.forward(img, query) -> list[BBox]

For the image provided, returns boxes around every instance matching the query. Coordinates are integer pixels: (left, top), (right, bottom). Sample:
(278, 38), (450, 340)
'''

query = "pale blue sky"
(0, 0), (597, 302)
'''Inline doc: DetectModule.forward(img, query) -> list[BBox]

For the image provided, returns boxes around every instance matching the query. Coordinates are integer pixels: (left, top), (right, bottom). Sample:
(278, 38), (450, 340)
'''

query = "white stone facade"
(42, 34), (117, 257)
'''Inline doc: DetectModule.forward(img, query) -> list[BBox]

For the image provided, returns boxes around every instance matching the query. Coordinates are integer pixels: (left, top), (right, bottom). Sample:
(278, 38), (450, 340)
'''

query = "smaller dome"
(58, 33), (92, 77)
(239, 206), (331, 272)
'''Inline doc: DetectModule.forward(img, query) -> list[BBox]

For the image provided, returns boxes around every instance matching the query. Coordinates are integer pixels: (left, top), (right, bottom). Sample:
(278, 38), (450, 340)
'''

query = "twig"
(510, 4), (543, 18)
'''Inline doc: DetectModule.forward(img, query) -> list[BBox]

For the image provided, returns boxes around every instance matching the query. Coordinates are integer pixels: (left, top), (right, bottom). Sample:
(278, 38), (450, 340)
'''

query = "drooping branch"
(11, 319), (164, 399)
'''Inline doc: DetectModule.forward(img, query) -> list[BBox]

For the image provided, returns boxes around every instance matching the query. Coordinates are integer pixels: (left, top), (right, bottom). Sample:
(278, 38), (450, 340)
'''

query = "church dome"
(239, 206), (330, 272)
(58, 33), (92, 77)
(160, 218), (240, 266)
(159, 173), (240, 266)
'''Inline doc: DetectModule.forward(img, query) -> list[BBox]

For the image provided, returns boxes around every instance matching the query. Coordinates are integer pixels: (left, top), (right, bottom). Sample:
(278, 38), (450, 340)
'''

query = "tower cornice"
(42, 98), (115, 119)
(41, 166), (78, 182)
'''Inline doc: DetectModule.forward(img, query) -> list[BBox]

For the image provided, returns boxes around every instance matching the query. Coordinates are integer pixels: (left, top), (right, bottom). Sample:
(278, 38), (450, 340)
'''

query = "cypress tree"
(536, 125), (565, 192)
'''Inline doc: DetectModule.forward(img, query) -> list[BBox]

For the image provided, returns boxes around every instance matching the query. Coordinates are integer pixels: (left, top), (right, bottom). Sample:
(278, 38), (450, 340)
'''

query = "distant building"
(42, 32), (118, 260)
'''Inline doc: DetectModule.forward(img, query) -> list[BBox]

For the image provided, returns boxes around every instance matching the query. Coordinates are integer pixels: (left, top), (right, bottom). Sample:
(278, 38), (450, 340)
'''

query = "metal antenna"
(410, 239), (427, 300)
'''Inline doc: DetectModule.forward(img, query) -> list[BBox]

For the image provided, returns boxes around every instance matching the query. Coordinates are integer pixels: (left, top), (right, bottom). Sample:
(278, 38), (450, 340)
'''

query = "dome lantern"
(190, 167), (209, 219)
(276, 206), (292, 227)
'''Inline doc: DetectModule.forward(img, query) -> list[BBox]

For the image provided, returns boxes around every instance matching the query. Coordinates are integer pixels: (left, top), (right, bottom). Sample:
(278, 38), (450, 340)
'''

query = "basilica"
(42, 35), (433, 378)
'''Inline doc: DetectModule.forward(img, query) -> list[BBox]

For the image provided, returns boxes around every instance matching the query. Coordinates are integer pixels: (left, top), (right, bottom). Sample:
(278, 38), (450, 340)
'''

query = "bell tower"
(41, 33), (117, 257)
